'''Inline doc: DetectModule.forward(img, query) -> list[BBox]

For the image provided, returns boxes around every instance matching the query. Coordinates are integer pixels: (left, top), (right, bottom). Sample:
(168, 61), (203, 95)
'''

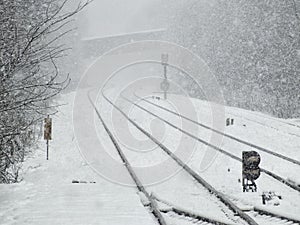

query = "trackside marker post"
(161, 53), (169, 100)
(44, 115), (52, 160)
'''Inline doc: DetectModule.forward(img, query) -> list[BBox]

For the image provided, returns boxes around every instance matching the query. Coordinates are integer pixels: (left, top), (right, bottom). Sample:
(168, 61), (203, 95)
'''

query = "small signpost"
(161, 53), (169, 100)
(44, 115), (52, 160)
(226, 118), (234, 126)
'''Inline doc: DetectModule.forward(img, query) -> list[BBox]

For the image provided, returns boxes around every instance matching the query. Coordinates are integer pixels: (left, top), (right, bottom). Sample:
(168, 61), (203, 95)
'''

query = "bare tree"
(0, 0), (91, 183)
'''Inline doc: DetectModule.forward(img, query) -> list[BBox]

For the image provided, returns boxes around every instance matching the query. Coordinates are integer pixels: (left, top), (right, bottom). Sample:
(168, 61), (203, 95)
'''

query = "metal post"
(164, 65), (167, 100)
(161, 53), (169, 100)
(46, 139), (49, 160)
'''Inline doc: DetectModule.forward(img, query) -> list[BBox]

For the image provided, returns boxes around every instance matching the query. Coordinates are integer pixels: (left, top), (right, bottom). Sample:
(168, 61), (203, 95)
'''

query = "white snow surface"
(126, 92), (300, 222)
(1, 90), (300, 225)
(0, 92), (155, 225)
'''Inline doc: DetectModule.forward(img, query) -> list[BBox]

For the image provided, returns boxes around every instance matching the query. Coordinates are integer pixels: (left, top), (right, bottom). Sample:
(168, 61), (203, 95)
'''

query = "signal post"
(242, 151), (261, 192)
(161, 53), (170, 99)
(44, 115), (52, 160)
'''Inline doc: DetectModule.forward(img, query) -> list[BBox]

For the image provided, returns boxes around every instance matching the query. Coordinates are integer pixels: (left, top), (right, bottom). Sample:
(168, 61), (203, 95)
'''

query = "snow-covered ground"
(123, 92), (300, 222)
(1, 90), (300, 225)
(0, 92), (156, 225)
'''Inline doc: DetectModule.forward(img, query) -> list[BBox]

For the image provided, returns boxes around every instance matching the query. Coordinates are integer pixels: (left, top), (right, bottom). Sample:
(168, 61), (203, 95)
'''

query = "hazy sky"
(81, 0), (164, 39)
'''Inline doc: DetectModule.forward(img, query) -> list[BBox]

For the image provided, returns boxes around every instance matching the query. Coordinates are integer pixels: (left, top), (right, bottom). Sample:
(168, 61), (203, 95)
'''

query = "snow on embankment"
(132, 92), (300, 219)
(149, 93), (300, 183)
(0, 91), (157, 225)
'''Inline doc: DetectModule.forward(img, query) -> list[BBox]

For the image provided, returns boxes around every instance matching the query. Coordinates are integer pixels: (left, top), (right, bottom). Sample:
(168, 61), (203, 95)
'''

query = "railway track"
(153, 194), (235, 225)
(100, 92), (300, 225)
(228, 196), (300, 225)
(150, 93), (300, 137)
(250, 208), (300, 225)
(134, 94), (300, 166)
(88, 96), (167, 225)
(101, 92), (259, 225)
(247, 211), (299, 225)
(90, 96), (250, 225)
(158, 195), (300, 225)
(233, 108), (300, 130)
(123, 95), (300, 193)
(227, 111), (300, 138)
(93, 89), (300, 224)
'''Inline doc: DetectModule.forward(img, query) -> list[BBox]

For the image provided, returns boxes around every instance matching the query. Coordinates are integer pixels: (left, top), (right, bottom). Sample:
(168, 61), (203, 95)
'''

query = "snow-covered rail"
(227, 111), (300, 138)
(90, 96), (241, 225)
(247, 212), (300, 225)
(231, 108), (300, 130)
(136, 95), (300, 166)
(101, 93), (259, 225)
(252, 207), (300, 225)
(88, 97), (167, 225)
(124, 96), (300, 193)
(153, 194), (234, 225)
(227, 196), (300, 225)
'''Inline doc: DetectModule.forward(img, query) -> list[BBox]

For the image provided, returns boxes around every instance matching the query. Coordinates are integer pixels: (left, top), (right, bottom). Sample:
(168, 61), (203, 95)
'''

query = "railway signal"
(44, 115), (52, 160)
(161, 53), (168, 67)
(242, 151), (261, 192)
(160, 80), (170, 92)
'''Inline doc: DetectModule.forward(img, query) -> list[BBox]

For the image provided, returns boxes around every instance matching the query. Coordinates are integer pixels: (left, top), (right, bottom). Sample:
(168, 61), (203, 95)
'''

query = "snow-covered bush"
(0, 0), (90, 183)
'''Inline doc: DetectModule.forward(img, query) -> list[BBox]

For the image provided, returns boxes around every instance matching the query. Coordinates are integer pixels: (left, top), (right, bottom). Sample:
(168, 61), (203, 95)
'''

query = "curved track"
(99, 92), (300, 225)
(89, 97), (167, 225)
(228, 111), (300, 138)
(233, 108), (300, 130)
(149, 92), (300, 137)
(90, 96), (250, 225)
(135, 94), (300, 166)
(124, 95), (300, 193)
(91, 86), (300, 224)
(100, 92), (258, 225)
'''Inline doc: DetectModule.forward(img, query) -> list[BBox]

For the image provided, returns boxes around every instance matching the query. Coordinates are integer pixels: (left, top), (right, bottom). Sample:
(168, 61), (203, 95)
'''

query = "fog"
(81, 0), (164, 39)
